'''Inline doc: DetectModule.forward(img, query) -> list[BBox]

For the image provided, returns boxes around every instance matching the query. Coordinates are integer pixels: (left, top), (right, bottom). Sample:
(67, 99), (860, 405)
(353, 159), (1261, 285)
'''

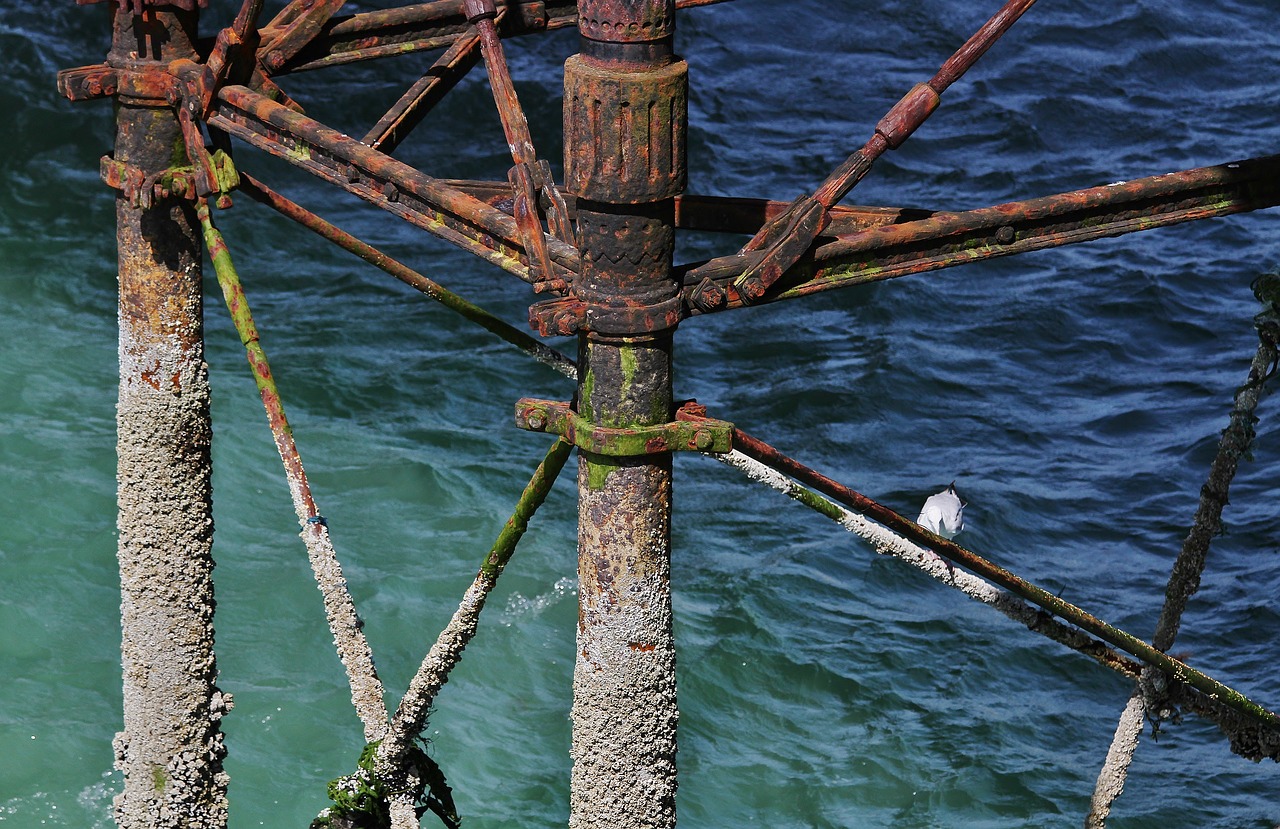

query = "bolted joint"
(515, 398), (732, 456)
(529, 296), (587, 337)
(687, 276), (725, 313)
(57, 64), (119, 102)
(99, 150), (239, 210)
(563, 55), (687, 204)
(57, 63), (180, 105)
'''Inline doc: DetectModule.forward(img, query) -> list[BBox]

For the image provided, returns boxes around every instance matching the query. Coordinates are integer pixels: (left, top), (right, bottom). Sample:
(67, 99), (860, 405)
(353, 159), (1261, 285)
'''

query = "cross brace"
(530, 154), (1280, 334)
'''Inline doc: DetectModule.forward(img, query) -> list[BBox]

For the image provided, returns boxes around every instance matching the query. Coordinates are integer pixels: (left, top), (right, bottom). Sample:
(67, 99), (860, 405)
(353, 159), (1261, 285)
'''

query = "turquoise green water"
(4, 2), (1280, 827)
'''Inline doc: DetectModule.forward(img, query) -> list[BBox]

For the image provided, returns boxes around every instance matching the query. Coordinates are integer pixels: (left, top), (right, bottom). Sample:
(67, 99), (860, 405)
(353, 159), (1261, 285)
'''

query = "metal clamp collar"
(515, 399), (731, 456)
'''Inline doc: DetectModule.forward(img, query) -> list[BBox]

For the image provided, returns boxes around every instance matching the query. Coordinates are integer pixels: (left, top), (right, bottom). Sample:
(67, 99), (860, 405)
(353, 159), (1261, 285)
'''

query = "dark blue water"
(3, 1), (1280, 826)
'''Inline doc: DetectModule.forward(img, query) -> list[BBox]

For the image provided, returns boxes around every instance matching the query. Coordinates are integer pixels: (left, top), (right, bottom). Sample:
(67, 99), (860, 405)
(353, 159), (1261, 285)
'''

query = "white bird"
(917, 482), (965, 539)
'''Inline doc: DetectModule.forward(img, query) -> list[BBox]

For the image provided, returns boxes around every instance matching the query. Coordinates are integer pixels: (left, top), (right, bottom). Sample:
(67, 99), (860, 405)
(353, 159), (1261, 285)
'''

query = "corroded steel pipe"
(565, 1), (686, 827)
(105, 5), (229, 828)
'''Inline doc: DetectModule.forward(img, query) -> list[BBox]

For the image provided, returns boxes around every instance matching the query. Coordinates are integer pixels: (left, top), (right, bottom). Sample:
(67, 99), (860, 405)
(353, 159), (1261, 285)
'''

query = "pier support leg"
(107, 6), (229, 828)
(565, 2), (687, 827)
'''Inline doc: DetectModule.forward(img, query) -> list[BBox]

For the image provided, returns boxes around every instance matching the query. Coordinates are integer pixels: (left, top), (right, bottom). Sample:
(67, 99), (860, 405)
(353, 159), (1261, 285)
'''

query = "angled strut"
(464, 0), (574, 293)
(687, 0), (1038, 311)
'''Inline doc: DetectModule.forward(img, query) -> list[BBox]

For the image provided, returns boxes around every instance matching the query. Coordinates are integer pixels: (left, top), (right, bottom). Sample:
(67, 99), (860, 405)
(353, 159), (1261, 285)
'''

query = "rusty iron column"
(563, 1), (687, 827)
(107, 4), (230, 828)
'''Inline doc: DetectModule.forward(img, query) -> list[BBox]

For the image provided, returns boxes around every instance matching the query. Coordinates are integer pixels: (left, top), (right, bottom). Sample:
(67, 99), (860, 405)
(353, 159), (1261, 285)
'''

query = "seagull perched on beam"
(917, 482), (966, 539)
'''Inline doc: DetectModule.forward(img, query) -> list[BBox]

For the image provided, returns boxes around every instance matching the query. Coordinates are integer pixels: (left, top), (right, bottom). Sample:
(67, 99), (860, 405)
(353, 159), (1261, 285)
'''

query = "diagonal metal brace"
(686, 0), (1037, 312)
(466, 0), (573, 292)
(515, 399), (733, 456)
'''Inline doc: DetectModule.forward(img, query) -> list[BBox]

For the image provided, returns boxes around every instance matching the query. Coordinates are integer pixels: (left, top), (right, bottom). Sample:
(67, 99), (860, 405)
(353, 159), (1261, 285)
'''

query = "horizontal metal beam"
(680, 154), (1280, 316)
(264, 0), (736, 74)
(208, 83), (580, 286)
(444, 180), (928, 235)
(261, 0), (576, 74)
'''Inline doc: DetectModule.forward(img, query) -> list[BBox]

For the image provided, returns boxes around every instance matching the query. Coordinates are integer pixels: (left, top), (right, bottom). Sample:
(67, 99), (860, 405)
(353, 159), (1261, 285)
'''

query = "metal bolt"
(739, 277), (767, 301)
(690, 278), (725, 313)
(693, 430), (713, 450)
(526, 412), (547, 431)
(995, 225), (1016, 245)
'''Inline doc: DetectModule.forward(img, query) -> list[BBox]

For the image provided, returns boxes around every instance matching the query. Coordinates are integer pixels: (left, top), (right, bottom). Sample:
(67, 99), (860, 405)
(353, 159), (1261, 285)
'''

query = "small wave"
(498, 576), (577, 626)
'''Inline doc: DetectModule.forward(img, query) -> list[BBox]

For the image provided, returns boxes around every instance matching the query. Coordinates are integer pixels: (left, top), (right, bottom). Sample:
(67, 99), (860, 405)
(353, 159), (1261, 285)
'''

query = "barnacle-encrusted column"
(108, 4), (229, 828)
(564, 1), (687, 827)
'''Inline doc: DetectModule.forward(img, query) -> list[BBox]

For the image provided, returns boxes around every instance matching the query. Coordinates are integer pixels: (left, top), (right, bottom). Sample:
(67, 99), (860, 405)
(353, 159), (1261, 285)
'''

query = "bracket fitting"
(515, 399), (732, 455)
(100, 149), (239, 210)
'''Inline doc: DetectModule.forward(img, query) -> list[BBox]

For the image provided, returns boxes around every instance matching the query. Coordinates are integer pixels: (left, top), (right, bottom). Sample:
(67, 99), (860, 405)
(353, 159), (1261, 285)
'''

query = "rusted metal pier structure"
(58, 0), (1280, 827)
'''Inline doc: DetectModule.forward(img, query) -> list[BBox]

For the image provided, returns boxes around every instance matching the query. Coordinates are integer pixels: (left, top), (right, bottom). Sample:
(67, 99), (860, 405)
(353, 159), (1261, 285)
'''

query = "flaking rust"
(567, 3), (685, 829)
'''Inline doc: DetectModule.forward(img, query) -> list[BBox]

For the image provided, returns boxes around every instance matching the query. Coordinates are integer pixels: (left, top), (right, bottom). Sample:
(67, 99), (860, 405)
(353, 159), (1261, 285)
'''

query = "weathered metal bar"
(727, 427), (1280, 733)
(686, 0), (1037, 310)
(680, 154), (1280, 316)
(103, 5), (230, 829)
(236, 171), (576, 377)
(466, 0), (575, 290)
(565, 0), (687, 826)
(814, 0), (1039, 210)
(442, 179), (927, 234)
(376, 437), (574, 780)
(271, 0), (576, 73)
(708, 437), (1280, 761)
(257, 0), (347, 73)
(198, 200), (389, 743)
(673, 194), (931, 235)
(265, 0), (732, 73)
(361, 28), (484, 153)
(206, 82), (581, 284)
(1153, 276), (1280, 654)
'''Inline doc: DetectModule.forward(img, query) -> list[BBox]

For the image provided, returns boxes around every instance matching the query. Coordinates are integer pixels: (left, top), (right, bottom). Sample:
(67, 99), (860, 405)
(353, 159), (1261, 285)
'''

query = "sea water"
(2, 1), (1279, 826)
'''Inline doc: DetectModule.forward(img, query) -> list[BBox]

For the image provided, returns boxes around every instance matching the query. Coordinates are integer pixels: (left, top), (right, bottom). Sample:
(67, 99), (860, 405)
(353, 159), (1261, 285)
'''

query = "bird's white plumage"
(917, 483), (965, 539)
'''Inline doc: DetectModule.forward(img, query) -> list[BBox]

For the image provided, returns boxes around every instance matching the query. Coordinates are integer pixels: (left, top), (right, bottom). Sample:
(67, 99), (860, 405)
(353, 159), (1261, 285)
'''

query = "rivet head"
(693, 430), (713, 450)
(526, 412), (547, 431)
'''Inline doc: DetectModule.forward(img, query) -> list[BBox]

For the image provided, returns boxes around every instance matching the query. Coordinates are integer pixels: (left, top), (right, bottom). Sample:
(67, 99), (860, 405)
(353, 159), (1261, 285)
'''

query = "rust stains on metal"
(466, 0), (575, 290)
(101, 4), (230, 828)
(515, 397), (732, 454)
(267, 0), (573, 73)
(686, 0), (1038, 311)
(207, 82), (579, 284)
(568, 4), (684, 828)
(681, 153), (1280, 316)
(563, 56), (687, 205)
